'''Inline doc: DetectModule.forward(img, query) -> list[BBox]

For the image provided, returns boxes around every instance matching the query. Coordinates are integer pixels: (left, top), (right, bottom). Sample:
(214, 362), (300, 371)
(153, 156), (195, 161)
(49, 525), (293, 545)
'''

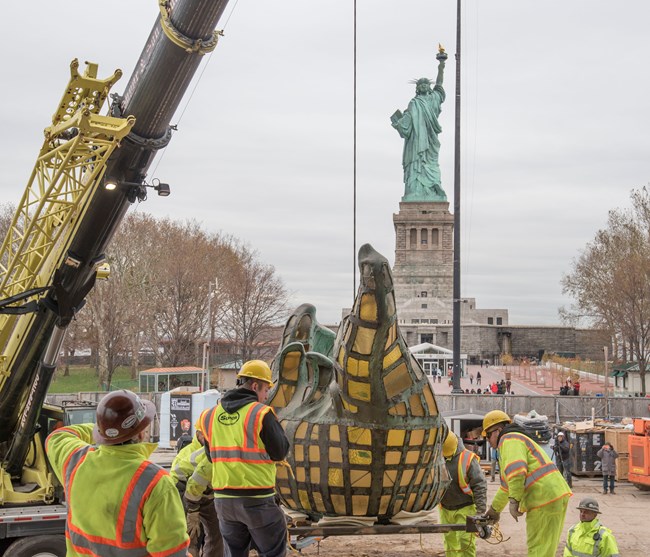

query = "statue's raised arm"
(435, 43), (447, 87)
(390, 44), (448, 202)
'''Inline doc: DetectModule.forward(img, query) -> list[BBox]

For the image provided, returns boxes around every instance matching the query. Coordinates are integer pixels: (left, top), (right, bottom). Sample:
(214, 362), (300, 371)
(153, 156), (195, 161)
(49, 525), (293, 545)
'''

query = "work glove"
(509, 498), (524, 522)
(482, 506), (500, 522)
(186, 510), (201, 539)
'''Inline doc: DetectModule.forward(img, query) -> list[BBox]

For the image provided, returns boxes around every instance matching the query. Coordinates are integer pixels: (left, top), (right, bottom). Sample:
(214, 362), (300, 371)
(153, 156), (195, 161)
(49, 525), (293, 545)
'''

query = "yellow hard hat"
(481, 410), (511, 437)
(238, 360), (273, 386)
(442, 431), (458, 458)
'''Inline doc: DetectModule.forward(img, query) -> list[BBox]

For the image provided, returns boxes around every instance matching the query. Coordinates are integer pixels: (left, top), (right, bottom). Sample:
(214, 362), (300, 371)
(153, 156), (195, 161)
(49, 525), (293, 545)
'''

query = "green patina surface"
(391, 47), (448, 202)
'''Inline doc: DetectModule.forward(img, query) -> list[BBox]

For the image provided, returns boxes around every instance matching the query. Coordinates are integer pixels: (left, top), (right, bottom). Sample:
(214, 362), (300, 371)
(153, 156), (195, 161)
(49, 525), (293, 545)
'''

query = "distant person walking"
(476, 371), (482, 386)
(469, 373), (474, 385)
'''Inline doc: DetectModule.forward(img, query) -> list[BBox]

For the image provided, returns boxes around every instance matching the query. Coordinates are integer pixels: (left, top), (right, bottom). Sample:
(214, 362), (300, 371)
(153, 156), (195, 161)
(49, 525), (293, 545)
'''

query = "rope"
(277, 459), (296, 479)
(417, 519), (509, 556)
(480, 521), (509, 545)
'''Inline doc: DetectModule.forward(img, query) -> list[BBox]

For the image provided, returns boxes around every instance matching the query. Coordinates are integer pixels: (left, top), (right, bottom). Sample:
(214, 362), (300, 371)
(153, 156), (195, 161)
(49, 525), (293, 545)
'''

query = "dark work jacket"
(440, 439), (487, 514)
(213, 387), (290, 462)
(554, 437), (571, 460)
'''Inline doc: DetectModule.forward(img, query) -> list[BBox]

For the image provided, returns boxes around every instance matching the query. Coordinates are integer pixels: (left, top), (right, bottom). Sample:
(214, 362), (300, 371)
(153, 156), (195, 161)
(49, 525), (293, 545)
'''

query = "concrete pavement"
(428, 364), (542, 396)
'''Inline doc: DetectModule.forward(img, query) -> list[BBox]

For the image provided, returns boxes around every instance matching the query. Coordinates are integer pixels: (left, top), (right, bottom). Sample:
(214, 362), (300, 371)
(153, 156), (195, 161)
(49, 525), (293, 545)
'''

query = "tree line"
(562, 186), (650, 394)
(0, 206), (289, 390)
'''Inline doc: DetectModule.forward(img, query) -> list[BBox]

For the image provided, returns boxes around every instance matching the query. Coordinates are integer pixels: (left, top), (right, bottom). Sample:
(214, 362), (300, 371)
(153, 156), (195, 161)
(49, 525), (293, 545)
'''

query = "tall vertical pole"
(206, 278), (218, 392)
(604, 345), (609, 418)
(451, 0), (463, 393)
(353, 0), (358, 297)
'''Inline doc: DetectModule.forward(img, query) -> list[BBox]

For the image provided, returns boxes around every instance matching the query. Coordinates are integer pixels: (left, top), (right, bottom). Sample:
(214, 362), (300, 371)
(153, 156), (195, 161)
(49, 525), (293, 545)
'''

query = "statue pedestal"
(392, 200), (454, 304)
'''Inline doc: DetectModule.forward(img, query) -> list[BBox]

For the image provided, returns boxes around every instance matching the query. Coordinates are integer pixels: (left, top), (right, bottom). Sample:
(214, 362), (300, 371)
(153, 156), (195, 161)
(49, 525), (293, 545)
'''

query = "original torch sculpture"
(269, 244), (450, 521)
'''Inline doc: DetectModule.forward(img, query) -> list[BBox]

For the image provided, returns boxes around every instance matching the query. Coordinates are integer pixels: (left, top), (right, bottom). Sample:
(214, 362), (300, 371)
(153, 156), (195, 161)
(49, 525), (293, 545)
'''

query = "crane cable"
(352, 0), (357, 296)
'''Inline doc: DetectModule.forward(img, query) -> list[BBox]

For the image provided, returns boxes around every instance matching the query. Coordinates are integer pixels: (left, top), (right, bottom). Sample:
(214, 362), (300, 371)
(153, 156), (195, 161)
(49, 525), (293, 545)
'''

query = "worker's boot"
(268, 244), (450, 521)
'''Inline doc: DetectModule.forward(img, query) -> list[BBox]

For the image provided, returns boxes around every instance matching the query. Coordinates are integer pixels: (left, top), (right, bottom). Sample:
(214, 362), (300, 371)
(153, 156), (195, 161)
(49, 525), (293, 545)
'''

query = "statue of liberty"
(391, 45), (448, 202)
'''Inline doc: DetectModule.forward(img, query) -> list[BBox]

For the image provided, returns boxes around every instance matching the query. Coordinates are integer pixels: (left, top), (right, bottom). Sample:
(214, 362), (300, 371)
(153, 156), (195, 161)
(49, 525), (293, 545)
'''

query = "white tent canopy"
(408, 343), (467, 376)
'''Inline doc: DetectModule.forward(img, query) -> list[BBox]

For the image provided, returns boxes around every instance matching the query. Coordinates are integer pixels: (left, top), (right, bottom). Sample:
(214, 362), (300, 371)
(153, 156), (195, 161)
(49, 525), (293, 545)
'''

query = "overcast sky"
(2, 1), (649, 327)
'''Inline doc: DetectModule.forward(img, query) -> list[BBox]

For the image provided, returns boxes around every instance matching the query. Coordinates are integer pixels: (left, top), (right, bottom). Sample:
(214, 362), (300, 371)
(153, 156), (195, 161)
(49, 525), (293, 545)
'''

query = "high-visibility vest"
(457, 449), (480, 495)
(45, 424), (188, 557)
(565, 519), (620, 557)
(170, 436), (203, 484)
(201, 401), (277, 495)
(494, 431), (571, 512)
(64, 446), (185, 557)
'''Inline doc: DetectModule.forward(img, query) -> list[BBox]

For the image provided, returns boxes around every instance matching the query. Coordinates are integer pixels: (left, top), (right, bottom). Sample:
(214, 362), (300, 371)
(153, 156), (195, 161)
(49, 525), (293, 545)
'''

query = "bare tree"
(0, 203), (14, 240)
(147, 219), (231, 367)
(72, 214), (289, 385)
(218, 244), (289, 363)
(562, 187), (650, 394)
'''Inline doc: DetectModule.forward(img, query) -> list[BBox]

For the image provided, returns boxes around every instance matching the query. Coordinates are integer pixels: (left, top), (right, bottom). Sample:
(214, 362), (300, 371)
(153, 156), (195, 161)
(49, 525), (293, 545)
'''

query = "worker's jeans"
(215, 496), (286, 557)
(196, 494), (224, 557)
(603, 474), (615, 493)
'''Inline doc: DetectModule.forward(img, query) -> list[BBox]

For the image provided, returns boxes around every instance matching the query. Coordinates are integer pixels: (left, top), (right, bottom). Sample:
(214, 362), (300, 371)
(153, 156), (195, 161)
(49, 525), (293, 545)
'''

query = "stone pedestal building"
(392, 201), (607, 362)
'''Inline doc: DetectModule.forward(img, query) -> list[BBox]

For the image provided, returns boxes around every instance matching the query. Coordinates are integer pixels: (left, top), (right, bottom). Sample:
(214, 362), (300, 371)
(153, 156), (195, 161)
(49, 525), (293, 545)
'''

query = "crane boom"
(0, 0), (231, 501)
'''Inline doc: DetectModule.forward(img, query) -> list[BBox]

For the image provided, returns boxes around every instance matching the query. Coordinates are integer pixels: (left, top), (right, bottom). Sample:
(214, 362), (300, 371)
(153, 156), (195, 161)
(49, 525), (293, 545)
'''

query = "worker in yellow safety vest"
(439, 431), (487, 556)
(196, 360), (290, 557)
(563, 498), (619, 557)
(481, 410), (572, 557)
(45, 390), (189, 557)
(171, 420), (223, 557)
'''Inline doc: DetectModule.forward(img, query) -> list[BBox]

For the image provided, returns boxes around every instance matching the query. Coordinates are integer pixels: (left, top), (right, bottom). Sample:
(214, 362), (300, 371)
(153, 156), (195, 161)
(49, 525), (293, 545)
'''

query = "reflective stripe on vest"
(172, 446), (204, 482)
(457, 450), (479, 495)
(524, 462), (556, 488)
(565, 521), (616, 557)
(200, 406), (219, 457)
(499, 432), (558, 489)
(504, 459), (527, 478)
(208, 401), (276, 491)
(63, 445), (94, 502)
(65, 454), (180, 556)
(499, 432), (548, 465)
(209, 403), (272, 463)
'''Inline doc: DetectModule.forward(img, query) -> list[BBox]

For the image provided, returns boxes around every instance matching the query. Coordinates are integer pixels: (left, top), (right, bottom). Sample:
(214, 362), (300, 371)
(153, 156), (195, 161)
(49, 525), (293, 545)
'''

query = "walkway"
(429, 364), (611, 398)
(429, 364), (542, 396)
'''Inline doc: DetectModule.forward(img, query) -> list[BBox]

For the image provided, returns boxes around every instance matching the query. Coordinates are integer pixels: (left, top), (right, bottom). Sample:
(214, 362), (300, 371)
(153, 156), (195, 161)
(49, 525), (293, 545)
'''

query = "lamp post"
(206, 278), (219, 391)
(604, 345), (609, 415)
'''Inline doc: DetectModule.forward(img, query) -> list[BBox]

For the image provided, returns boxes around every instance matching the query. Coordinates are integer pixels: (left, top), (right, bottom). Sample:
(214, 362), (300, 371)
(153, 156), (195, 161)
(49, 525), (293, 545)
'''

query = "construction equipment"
(628, 418), (650, 491)
(0, 2), (230, 555)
